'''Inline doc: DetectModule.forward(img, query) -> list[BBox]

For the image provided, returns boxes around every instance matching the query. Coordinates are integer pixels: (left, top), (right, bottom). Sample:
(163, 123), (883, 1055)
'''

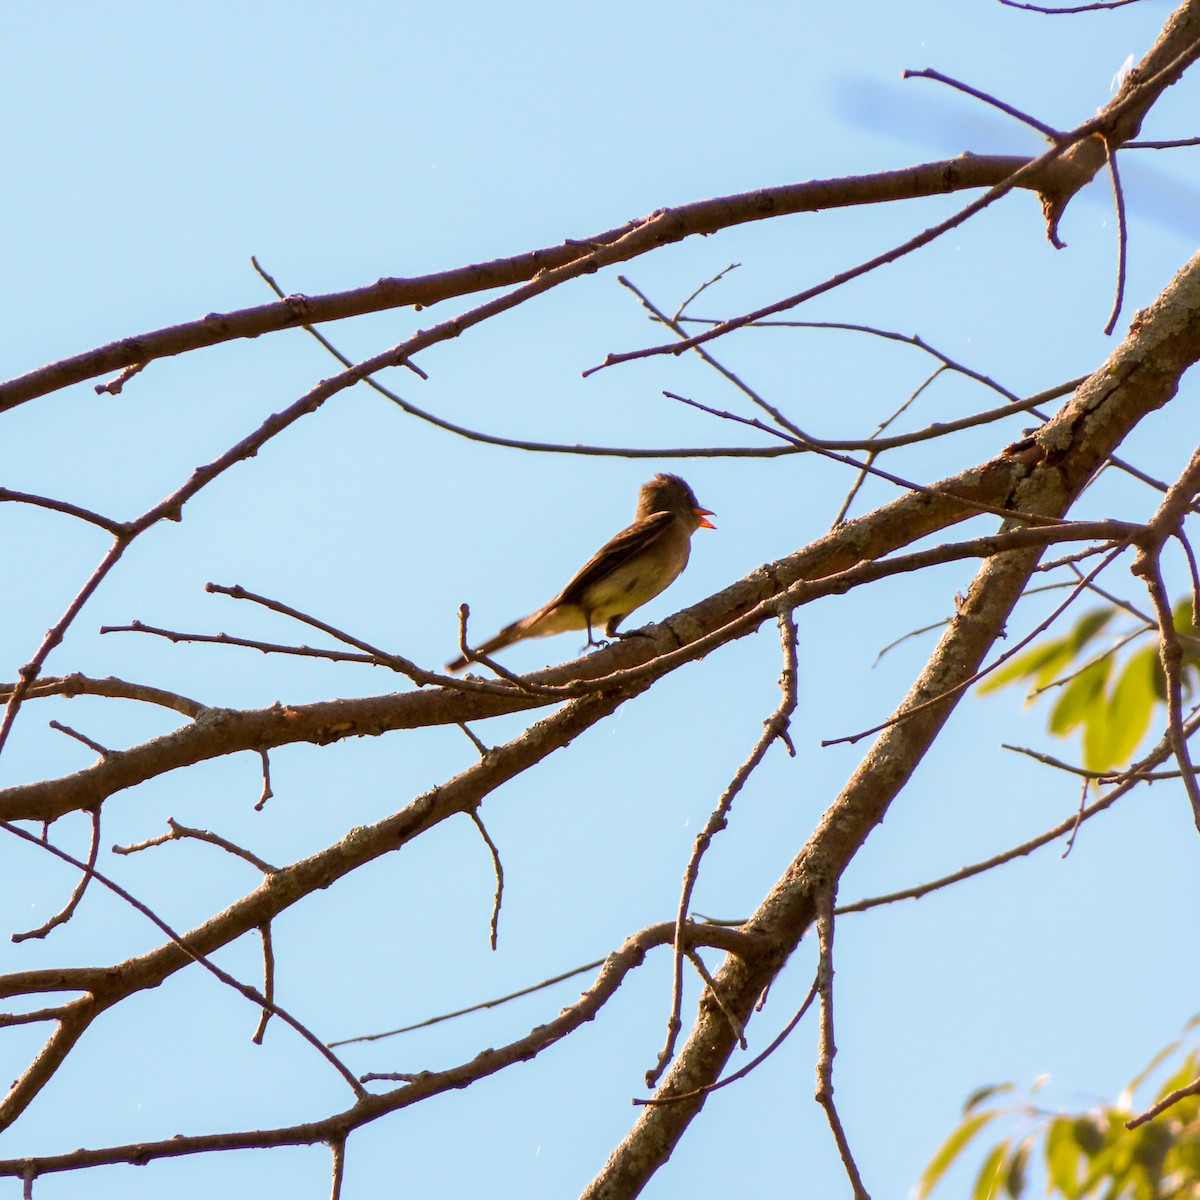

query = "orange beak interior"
(696, 507), (716, 530)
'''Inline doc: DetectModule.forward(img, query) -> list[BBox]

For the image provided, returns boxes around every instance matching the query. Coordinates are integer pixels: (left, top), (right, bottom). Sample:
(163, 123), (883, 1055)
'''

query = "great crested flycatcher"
(446, 473), (714, 672)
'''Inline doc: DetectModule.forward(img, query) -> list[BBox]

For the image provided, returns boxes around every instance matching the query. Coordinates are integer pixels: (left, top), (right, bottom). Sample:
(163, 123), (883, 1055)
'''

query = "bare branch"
(903, 67), (1063, 139)
(252, 924), (275, 1046)
(998, 0), (1144, 11)
(1102, 138), (1130, 336)
(0, 673), (205, 719)
(0, 820), (366, 1109)
(112, 817), (280, 874)
(837, 707), (1200, 916)
(47, 721), (111, 758)
(1130, 445), (1200, 828)
(648, 610), (798, 1089)
(0, 918), (765, 1180)
(0, 487), (127, 535)
(821, 538), (1135, 747)
(0, 156), (1116, 415)
(1126, 1073), (1200, 1128)
(815, 893), (870, 1199)
(468, 810), (505, 952)
(586, 29), (1200, 375)
(11, 809), (102, 942)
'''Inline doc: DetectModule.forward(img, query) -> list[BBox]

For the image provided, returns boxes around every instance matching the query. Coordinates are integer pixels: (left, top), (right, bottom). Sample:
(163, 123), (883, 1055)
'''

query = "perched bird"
(447, 473), (714, 672)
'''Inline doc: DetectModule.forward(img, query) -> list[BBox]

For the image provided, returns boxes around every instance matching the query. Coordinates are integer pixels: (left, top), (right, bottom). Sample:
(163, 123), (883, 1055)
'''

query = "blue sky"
(2, 3), (1199, 1197)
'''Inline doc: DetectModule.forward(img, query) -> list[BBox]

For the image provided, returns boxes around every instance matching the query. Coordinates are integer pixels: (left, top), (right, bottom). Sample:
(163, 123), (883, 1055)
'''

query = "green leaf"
(1073, 1113), (1109, 1157)
(1130, 1119), (1173, 1181)
(964, 1083), (1016, 1114)
(980, 638), (1075, 695)
(972, 1140), (1010, 1200)
(1154, 1050), (1200, 1102)
(1049, 657), (1113, 737)
(1172, 597), (1195, 633)
(1046, 1116), (1085, 1197)
(1149, 649), (1168, 701)
(1078, 1125), (1133, 1196)
(1124, 1037), (1184, 1099)
(979, 609), (1116, 697)
(917, 1110), (1005, 1199)
(1004, 1137), (1031, 1198)
(1091, 647), (1159, 769)
(1069, 607), (1118, 653)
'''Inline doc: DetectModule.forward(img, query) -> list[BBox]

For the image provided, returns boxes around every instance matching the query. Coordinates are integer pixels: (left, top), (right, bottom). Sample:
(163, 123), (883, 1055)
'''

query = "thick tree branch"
(578, 246), (1200, 1199)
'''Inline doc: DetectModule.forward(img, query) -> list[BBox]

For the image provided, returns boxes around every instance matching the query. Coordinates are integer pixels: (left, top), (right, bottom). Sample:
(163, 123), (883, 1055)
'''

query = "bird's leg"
(581, 615), (609, 653)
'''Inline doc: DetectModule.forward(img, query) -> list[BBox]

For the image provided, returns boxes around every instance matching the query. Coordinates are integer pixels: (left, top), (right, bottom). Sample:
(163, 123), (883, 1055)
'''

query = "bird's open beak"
(696, 506), (716, 530)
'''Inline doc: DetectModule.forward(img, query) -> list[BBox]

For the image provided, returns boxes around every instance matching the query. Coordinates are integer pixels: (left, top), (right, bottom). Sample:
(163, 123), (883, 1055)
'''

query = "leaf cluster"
(981, 601), (1200, 772)
(919, 1022), (1200, 1200)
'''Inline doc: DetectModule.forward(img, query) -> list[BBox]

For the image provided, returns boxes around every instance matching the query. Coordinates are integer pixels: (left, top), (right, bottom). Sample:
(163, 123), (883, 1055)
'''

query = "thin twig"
(1176, 529), (1200, 623)
(329, 959), (606, 1047)
(815, 892), (870, 1199)
(1102, 137), (1130, 336)
(685, 318), (1191, 504)
(1002, 742), (1190, 782)
(112, 818), (280, 874)
(822, 539), (1135, 747)
(94, 361), (147, 395)
(1126, 1075), (1200, 1128)
(873, 619), (949, 665)
(671, 263), (741, 321)
(1134, 549), (1200, 830)
(646, 611), (798, 1089)
(1061, 776), (1091, 857)
(635, 977), (820, 1107)
(204, 587), (545, 700)
(208, 583), (432, 679)
(251, 257), (428, 380)
(679, 316), (1032, 404)
(453, 604), (575, 696)
(837, 708), (1200, 916)
(253, 925), (276, 1045)
(468, 810), (504, 951)
(664, 388), (1078, 529)
(998, 0), (1143, 11)
(683, 948), (746, 1048)
(0, 672), (205, 718)
(0, 1005), (74, 1029)
(0, 487), (127, 535)
(903, 67), (1063, 139)
(830, 367), (948, 525)
(1, 820), (363, 1097)
(1130, 445), (1200, 829)
(0, 536), (130, 755)
(257, 750), (274, 811)
(1126, 136), (1200, 148)
(47, 721), (111, 757)
(621, 274), (809, 438)
(457, 723), (490, 758)
(1027, 627), (1145, 698)
(655, 360), (1073, 453)
(11, 809), (102, 942)
(100, 620), (380, 667)
(589, 40), (1200, 375)
(329, 1138), (347, 1200)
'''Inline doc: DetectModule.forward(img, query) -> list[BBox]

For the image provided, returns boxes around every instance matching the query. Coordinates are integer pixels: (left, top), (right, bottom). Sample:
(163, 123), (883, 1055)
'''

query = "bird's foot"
(613, 628), (653, 642)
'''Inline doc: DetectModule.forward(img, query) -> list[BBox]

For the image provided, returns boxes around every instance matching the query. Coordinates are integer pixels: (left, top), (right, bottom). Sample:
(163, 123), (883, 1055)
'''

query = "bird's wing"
(548, 511), (673, 609)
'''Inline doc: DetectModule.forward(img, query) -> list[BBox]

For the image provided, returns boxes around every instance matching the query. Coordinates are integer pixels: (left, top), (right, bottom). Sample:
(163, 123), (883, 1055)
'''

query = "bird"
(446, 473), (714, 672)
